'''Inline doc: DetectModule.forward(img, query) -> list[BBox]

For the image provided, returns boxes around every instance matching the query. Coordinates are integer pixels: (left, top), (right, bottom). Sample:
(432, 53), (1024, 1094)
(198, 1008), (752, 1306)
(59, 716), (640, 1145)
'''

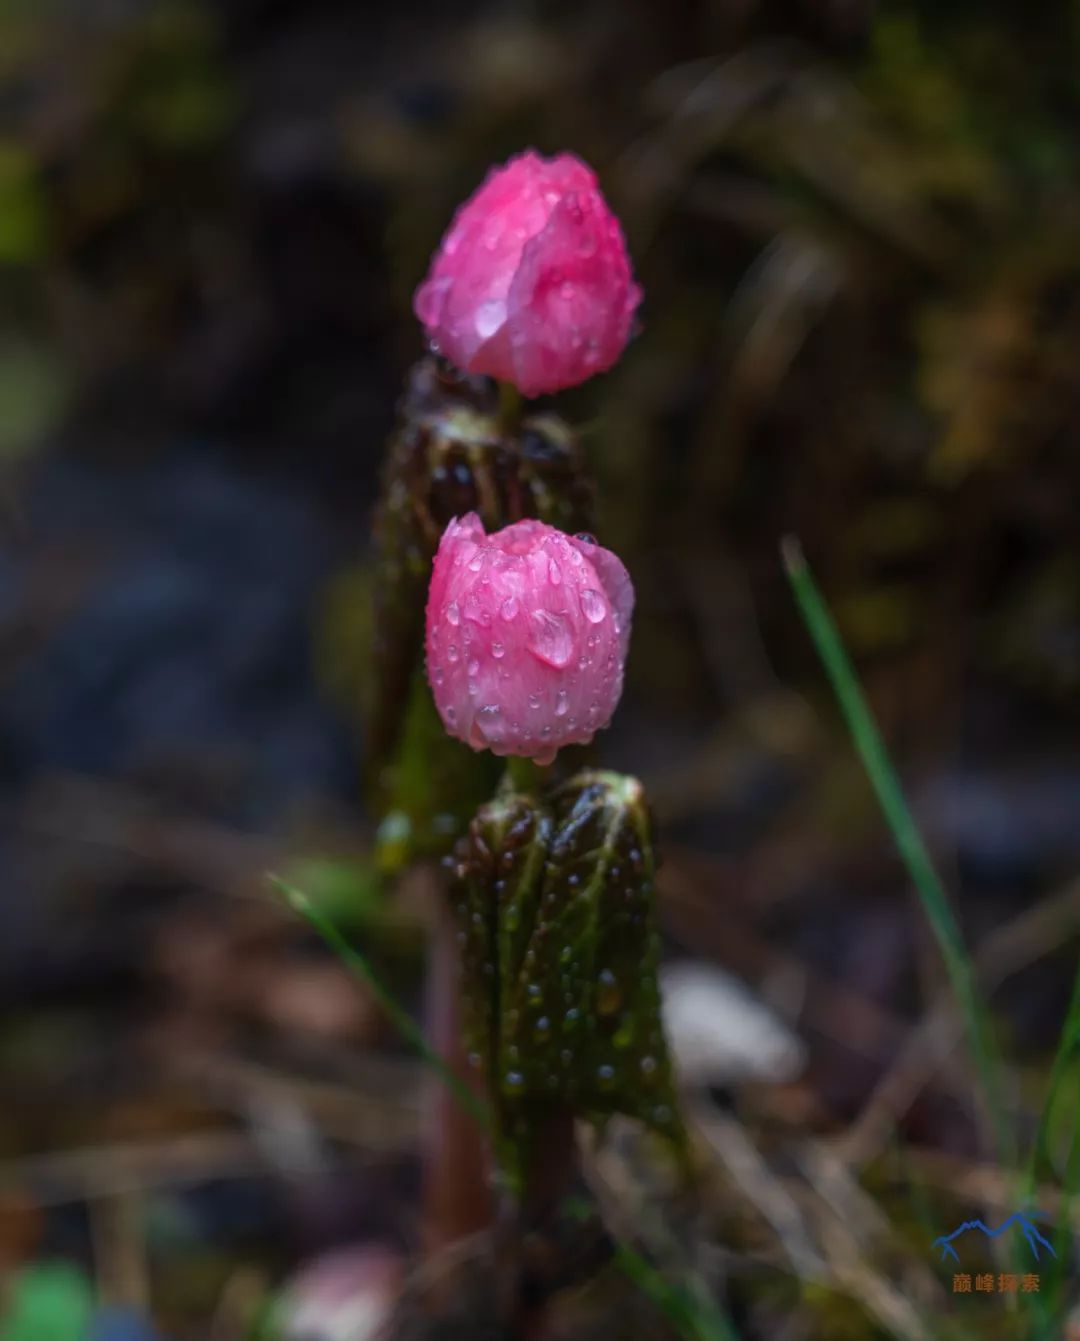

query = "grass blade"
(781, 538), (1013, 1166)
(269, 872), (491, 1129)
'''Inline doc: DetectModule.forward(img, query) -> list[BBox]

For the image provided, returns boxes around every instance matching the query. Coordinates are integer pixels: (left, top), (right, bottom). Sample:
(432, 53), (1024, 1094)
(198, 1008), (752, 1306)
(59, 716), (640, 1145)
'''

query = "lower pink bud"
(425, 514), (633, 764)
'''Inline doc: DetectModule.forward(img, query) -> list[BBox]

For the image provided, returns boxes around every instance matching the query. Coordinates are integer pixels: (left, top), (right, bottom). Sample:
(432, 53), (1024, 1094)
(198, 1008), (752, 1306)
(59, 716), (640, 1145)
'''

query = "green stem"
(497, 379), (524, 438)
(504, 755), (546, 794)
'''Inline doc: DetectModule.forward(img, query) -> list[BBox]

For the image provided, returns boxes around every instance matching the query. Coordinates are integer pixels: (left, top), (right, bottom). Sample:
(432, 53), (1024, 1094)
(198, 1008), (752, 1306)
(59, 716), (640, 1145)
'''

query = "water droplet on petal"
(492, 642), (505, 658)
(580, 588), (606, 623)
(548, 558), (562, 585)
(467, 659), (479, 676)
(473, 704), (503, 744)
(528, 609), (573, 668)
(447, 644), (458, 662)
(501, 596), (519, 621)
(528, 693), (540, 709)
(445, 706), (456, 723)
(475, 299), (506, 340)
(446, 601), (460, 625)
(555, 690), (569, 717)
(575, 532), (597, 546)
(468, 552), (484, 573)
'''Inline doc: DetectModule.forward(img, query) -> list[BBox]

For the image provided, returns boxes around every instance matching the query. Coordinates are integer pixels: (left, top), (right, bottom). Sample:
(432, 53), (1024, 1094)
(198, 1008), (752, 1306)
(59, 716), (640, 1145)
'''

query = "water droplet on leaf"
(597, 968), (621, 1016)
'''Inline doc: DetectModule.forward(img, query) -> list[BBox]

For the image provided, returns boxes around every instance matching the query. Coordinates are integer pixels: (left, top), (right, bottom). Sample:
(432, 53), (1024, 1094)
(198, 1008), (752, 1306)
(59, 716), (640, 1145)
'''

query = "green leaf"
(452, 770), (684, 1189)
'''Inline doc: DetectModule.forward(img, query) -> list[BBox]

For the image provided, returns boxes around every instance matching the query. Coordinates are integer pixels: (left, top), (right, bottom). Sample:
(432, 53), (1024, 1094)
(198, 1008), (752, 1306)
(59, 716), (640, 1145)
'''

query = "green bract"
(450, 769), (684, 1189)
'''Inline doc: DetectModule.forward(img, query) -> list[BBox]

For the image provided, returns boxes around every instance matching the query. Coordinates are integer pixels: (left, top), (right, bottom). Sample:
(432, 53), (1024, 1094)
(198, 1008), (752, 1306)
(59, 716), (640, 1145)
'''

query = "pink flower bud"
(414, 150), (642, 398)
(425, 513), (633, 764)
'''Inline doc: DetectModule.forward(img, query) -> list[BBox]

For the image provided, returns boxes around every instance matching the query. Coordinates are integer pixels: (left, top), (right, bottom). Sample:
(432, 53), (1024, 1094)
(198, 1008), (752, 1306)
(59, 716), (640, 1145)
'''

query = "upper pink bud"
(414, 150), (641, 398)
(425, 514), (634, 765)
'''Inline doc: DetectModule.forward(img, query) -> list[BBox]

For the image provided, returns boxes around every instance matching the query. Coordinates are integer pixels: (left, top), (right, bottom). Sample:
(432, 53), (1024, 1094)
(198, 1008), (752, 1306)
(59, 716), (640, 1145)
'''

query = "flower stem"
(497, 379), (524, 438)
(503, 756), (547, 795)
(422, 869), (496, 1256)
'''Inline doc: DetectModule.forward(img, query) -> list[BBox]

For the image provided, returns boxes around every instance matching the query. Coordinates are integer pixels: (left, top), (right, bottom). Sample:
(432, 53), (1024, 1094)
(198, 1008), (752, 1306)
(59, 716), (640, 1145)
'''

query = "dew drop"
(446, 601), (460, 625)
(475, 299), (506, 340)
(433, 668), (444, 685)
(501, 595), (519, 621)
(597, 1064), (616, 1089)
(528, 609), (573, 668)
(447, 644), (459, 662)
(527, 982), (541, 1001)
(492, 642), (505, 659)
(535, 1016), (551, 1036)
(564, 1007), (581, 1028)
(467, 659), (479, 677)
(555, 689), (569, 717)
(468, 552), (484, 573)
(445, 706), (457, 723)
(575, 532), (597, 546)
(596, 969), (621, 1017)
(473, 704), (503, 744)
(548, 558), (562, 585)
(580, 588), (606, 623)
(504, 1070), (525, 1094)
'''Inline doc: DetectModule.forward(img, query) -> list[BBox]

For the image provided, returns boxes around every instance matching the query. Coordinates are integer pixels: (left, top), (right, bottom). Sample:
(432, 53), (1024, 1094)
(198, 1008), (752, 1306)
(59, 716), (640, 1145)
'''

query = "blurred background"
(1, 0), (1079, 1337)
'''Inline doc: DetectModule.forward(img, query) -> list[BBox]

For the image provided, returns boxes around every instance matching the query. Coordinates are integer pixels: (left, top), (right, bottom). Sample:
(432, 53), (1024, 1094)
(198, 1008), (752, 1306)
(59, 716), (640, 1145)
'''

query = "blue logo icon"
(932, 1212), (1057, 1264)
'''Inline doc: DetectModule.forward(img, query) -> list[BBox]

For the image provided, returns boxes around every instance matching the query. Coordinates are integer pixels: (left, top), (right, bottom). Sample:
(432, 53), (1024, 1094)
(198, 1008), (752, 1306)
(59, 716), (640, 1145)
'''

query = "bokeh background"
(1, 0), (1079, 1337)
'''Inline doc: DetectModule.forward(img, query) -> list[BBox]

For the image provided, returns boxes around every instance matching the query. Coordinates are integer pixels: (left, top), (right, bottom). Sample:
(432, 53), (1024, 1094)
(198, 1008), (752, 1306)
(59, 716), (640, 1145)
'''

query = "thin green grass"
(272, 872), (742, 1341)
(782, 540), (1080, 1339)
(782, 538), (1014, 1168)
(1024, 958), (1080, 1337)
(270, 873), (490, 1128)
